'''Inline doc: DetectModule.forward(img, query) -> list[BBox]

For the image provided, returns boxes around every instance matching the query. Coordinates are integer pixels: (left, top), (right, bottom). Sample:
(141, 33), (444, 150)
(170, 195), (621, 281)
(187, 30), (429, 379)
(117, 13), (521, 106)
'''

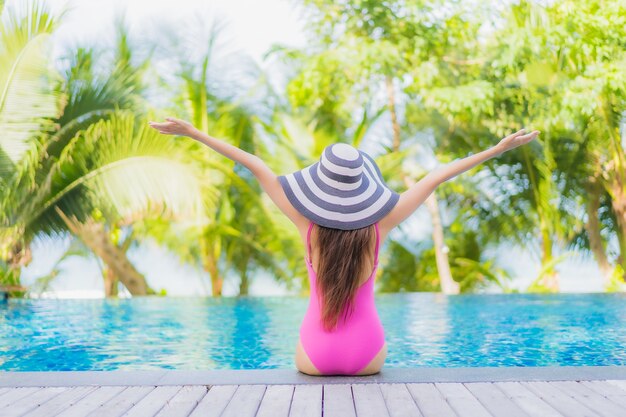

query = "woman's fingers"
(498, 129), (540, 153)
(148, 121), (175, 135)
(148, 121), (176, 130)
(516, 130), (540, 145)
(520, 130), (540, 140)
(506, 128), (526, 140)
(148, 118), (193, 136)
(166, 117), (189, 126)
(509, 129), (539, 141)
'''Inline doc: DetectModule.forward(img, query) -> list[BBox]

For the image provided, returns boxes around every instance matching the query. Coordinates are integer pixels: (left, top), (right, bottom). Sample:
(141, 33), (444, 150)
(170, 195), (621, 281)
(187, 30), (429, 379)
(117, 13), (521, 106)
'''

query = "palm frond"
(21, 111), (205, 237)
(0, 0), (64, 169)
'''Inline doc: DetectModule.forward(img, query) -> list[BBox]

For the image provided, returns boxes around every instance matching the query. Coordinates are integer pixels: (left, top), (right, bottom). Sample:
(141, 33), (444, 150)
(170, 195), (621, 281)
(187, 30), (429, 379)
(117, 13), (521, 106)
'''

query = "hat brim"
(278, 150), (399, 230)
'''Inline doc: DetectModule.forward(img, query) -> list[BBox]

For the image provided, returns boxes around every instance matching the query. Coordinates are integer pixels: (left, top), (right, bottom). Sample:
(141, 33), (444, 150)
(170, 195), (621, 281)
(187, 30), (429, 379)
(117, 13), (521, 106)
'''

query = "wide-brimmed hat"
(278, 143), (400, 230)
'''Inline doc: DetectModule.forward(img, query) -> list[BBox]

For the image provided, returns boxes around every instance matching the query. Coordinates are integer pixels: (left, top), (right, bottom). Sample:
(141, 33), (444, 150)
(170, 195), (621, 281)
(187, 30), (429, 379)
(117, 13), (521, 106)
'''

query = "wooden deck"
(1, 380), (626, 417)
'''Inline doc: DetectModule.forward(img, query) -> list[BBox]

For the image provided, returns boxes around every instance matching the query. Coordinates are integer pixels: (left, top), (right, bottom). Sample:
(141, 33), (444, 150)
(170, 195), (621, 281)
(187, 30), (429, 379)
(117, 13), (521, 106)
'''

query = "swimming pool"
(1, 293), (625, 371)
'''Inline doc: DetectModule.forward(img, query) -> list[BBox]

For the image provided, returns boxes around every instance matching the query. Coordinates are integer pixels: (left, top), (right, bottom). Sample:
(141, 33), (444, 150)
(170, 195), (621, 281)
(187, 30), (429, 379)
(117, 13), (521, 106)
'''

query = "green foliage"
(606, 265), (626, 293)
(0, 0), (64, 170)
(380, 226), (511, 293)
(4, 0), (626, 296)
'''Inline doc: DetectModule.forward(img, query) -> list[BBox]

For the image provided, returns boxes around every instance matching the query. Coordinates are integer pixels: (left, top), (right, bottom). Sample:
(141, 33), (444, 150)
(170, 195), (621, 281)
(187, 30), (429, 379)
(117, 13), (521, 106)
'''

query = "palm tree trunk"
(536, 223), (559, 291)
(385, 76), (401, 152)
(387, 75), (456, 293)
(56, 209), (153, 296)
(239, 261), (249, 295)
(608, 177), (626, 280)
(584, 181), (613, 284)
(3, 242), (31, 289)
(424, 194), (459, 294)
(103, 267), (119, 297)
(604, 153), (626, 281)
(204, 250), (223, 296)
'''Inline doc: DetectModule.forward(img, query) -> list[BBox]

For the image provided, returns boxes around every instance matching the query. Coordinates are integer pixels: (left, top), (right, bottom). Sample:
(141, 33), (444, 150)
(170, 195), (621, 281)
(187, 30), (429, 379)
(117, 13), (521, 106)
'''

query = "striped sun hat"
(278, 143), (400, 230)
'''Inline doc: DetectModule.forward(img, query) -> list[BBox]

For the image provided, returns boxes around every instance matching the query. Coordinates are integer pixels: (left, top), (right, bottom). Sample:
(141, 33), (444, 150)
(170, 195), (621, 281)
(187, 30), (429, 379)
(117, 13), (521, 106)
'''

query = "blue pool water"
(1, 293), (625, 371)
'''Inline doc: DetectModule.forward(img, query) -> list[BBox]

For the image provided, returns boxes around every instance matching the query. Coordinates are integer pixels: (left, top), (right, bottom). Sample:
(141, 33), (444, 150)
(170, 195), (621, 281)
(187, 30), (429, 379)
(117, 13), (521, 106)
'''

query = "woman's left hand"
(495, 128), (540, 155)
(148, 117), (197, 137)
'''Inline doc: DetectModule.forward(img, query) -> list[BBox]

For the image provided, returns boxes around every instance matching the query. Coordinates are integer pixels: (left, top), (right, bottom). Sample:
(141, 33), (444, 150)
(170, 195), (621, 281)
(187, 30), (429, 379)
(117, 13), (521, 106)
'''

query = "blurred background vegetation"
(1, 0), (625, 298)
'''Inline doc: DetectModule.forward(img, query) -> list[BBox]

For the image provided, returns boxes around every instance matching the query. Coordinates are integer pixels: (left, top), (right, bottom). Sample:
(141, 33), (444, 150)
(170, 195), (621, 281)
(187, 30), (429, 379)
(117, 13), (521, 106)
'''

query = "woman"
(148, 117), (539, 376)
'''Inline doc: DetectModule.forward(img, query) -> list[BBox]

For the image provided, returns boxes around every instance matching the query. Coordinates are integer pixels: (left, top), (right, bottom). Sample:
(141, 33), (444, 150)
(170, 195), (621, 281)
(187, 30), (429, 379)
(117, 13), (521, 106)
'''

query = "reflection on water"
(1, 293), (625, 371)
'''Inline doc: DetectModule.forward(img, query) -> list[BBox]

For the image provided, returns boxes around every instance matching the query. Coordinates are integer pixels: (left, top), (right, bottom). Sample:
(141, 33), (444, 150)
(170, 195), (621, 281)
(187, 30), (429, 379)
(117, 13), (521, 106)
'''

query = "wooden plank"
(549, 381), (626, 417)
(154, 385), (208, 417)
(0, 387), (42, 408)
(352, 383), (390, 417)
(379, 384), (423, 417)
(464, 382), (529, 417)
(188, 385), (237, 417)
(89, 386), (154, 417)
(581, 381), (626, 396)
(434, 383), (491, 417)
(0, 386), (66, 416)
(606, 380), (626, 392)
(581, 381), (626, 408)
(56, 386), (127, 417)
(289, 384), (322, 417)
(406, 383), (456, 417)
(323, 384), (356, 417)
(256, 385), (294, 417)
(220, 385), (266, 417)
(123, 386), (183, 417)
(26, 387), (97, 417)
(495, 382), (563, 417)
(521, 381), (601, 417)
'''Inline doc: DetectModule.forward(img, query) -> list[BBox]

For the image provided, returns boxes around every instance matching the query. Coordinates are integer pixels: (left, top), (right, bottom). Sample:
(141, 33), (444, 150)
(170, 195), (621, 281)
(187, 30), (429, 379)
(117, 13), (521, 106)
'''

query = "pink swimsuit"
(299, 220), (385, 375)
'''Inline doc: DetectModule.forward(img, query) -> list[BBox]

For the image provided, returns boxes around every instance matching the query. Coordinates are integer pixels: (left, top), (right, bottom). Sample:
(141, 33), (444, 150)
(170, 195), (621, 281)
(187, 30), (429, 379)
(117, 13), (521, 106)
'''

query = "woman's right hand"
(148, 117), (197, 137)
(495, 128), (540, 155)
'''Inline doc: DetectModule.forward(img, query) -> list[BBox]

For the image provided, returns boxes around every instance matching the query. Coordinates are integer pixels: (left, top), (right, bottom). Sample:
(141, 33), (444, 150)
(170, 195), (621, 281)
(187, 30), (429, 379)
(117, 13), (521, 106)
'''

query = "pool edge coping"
(1, 366), (626, 386)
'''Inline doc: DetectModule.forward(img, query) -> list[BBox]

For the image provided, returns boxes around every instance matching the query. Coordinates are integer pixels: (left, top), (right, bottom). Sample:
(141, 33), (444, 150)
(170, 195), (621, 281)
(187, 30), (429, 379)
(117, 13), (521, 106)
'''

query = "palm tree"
(1, 3), (205, 296)
(478, 0), (625, 291)
(4, 109), (205, 295)
(0, 0), (66, 289)
(140, 14), (302, 296)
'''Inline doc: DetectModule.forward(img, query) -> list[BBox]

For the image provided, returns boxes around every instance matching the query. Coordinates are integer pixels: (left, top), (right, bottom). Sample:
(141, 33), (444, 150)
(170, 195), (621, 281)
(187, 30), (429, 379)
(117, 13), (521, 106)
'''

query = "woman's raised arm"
(379, 128), (540, 233)
(148, 117), (309, 229)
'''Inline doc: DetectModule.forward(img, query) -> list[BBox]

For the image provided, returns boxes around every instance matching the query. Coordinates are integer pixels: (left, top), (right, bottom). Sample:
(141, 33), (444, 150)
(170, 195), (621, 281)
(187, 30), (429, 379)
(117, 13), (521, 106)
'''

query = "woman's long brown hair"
(310, 223), (376, 331)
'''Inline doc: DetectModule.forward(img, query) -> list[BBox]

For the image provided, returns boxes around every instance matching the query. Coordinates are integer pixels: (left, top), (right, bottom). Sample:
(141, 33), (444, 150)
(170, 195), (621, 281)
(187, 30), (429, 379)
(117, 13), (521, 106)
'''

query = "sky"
(15, 0), (610, 297)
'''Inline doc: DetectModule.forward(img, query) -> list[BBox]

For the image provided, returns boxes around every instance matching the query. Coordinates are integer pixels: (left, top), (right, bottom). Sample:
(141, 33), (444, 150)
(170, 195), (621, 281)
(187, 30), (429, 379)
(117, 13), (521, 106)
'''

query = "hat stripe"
(319, 164), (363, 184)
(321, 146), (363, 171)
(317, 164), (362, 191)
(321, 150), (363, 176)
(295, 175), (384, 213)
(309, 162), (370, 197)
(285, 173), (394, 221)
(362, 154), (386, 188)
(301, 166), (376, 204)
(294, 171), (383, 210)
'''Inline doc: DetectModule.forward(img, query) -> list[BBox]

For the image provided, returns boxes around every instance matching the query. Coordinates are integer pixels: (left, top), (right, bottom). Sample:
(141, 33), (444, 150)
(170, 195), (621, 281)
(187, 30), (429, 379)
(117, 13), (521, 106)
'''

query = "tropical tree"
(0, 0), (66, 290)
(543, 0), (626, 289)
(0, 2), (206, 296)
(4, 108), (205, 294)
(142, 14), (306, 296)
(467, 0), (625, 291)
(281, 0), (516, 293)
